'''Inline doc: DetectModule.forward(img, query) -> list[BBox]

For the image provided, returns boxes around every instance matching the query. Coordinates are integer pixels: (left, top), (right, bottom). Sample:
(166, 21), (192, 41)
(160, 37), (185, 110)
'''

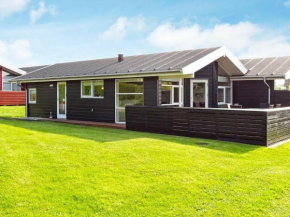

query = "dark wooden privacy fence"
(126, 106), (290, 146)
(267, 109), (290, 145)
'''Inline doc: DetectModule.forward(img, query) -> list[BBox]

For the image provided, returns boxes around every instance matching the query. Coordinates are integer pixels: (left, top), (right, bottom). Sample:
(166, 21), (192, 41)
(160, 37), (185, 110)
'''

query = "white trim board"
(268, 138), (290, 148)
(231, 77), (282, 81)
(0, 61), (26, 76)
(182, 47), (247, 76)
(14, 71), (183, 83)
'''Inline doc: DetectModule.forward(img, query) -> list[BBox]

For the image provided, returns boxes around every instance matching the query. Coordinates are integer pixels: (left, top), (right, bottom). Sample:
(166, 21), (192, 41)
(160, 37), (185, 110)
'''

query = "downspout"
(263, 77), (271, 104)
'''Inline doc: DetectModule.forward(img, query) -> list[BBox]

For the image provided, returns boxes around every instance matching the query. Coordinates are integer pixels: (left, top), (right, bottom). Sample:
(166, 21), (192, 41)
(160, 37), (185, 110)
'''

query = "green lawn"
(0, 106), (25, 118)
(0, 108), (290, 216)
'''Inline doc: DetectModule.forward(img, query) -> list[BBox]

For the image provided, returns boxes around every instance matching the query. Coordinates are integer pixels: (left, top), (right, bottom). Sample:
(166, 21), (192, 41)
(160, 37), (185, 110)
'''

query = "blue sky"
(1, 0), (290, 67)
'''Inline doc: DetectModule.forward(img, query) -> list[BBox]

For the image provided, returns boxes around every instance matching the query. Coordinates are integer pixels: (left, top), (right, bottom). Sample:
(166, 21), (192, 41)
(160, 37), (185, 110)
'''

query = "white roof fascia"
(181, 46), (248, 76)
(0, 61), (26, 75)
(285, 70), (290, 80)
(12, 71), (183, 83)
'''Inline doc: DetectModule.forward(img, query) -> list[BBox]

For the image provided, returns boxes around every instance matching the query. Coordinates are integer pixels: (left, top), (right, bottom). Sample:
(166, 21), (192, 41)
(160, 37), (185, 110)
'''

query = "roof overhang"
(182, 46), (248, 76)
(285, 70), (290, 80)
(13, 70), (183, 83)
(12, 46), (249, 83)
(0, 61), (26, 76)
(230, 76), (284, 81)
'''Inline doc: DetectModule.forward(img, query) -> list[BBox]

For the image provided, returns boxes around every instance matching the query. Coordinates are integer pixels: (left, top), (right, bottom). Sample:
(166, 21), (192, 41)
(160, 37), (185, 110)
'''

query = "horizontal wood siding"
(233, 80), (273, 108)
(0, 91), (25, 106)
(66, 79), (115, 122)
(183, 78), (191, 107)
(267, 109), (290, 145)
(232, 80), (290, 108)
(272, 90), (290, 107)
(27, 82), (57, 118)
(183, 62), (218, 108)
(126, 106), (268, 146)
(144, 77), (159, 106)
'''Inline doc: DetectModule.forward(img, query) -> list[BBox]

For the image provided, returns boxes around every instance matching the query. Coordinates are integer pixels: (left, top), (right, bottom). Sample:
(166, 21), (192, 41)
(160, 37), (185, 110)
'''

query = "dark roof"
(13, 48), (220, 81)
(20, 65), (49, 73)
(239, 57), (290, 78)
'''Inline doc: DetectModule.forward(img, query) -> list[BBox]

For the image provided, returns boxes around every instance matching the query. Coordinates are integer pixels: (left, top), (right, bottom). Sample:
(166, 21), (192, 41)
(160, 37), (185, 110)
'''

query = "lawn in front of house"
(0, 108), (290, 216)
(0, 106), (25, 118)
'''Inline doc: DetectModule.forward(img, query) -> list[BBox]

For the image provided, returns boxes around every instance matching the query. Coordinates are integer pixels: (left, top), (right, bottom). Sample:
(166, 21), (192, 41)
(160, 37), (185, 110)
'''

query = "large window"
(116, 78), (144, 123)
(161, 79), (183, 106)
(2, 71), (20, 91)
(11, 82), (21, 91)
(2, 82), (11, 91)
(3, 82), (21, 91)
(81, 80), (104, 98)
(29, 88), (37, 104)
(274, 79), (289, 91)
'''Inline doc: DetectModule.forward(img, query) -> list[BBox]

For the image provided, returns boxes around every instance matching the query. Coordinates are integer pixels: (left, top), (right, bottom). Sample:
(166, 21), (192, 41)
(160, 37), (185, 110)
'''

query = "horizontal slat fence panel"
(267, 110), (290, 145)
(0, 91), (25, 106)
(126, 106), (290, 146)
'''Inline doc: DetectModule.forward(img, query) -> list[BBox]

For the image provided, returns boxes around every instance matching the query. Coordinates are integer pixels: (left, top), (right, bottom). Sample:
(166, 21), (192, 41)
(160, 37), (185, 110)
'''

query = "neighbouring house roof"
(232, 57), (290, 80)
(20, 65), (49, 73)
(12, 47), (247, 82)
(0, 61), (26, 76)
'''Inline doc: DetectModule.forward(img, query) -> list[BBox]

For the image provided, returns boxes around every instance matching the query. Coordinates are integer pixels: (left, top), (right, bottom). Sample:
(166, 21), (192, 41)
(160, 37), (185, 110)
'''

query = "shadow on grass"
(0, 117), (261, 154)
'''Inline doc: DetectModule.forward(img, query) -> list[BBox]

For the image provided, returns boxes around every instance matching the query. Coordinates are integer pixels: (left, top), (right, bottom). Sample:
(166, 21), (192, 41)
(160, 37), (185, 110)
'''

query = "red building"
(0, 63), (26, 106)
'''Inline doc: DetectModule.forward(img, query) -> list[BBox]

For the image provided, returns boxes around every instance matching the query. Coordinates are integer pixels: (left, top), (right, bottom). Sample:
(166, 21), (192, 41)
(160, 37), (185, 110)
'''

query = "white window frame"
(115, 78), (144, 124)
(190, 79), (208, 108)
(81, 80), (104, 98)
(57, 82), (67, 119)
(2, 81), (11, 91)
(2, 72), (16, 91)
(29, 88), (37, 104)
(161, 78), (183, 107)
(218, 86), (231, 104)
(11, 82), (21, 91)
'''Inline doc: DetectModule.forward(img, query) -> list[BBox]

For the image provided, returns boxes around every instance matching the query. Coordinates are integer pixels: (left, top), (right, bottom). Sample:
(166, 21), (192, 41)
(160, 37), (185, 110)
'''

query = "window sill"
(218, 102), (231, 105)
(81, 96), (104, 99)
(161, 104), (180, 106)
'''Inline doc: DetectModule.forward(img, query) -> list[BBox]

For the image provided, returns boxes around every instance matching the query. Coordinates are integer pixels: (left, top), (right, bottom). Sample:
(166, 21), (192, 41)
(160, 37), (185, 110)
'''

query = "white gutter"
(12, 70), (183, 83)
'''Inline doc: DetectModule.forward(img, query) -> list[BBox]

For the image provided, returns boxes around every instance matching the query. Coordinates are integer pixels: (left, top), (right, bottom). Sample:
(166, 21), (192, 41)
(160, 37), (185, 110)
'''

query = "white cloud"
(30, 1), (56, 23)
(284, 0), (290, 7)
(148, 21), (290, 58)
(100, 15), (145, 41)
(0, 39), (37, 67)
(0, 0), (30, 18)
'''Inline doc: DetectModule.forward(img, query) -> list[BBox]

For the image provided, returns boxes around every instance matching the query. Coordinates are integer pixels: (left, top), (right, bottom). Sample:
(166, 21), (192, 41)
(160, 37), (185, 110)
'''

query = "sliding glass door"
(115, 79), (144, 123)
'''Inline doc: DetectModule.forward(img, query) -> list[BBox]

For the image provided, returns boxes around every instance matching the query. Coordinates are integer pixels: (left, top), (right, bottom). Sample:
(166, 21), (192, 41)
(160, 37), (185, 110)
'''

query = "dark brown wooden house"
(11, 47), (290, 146)
(11, 47), (246, 122)
(11, 47), (290, 122)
